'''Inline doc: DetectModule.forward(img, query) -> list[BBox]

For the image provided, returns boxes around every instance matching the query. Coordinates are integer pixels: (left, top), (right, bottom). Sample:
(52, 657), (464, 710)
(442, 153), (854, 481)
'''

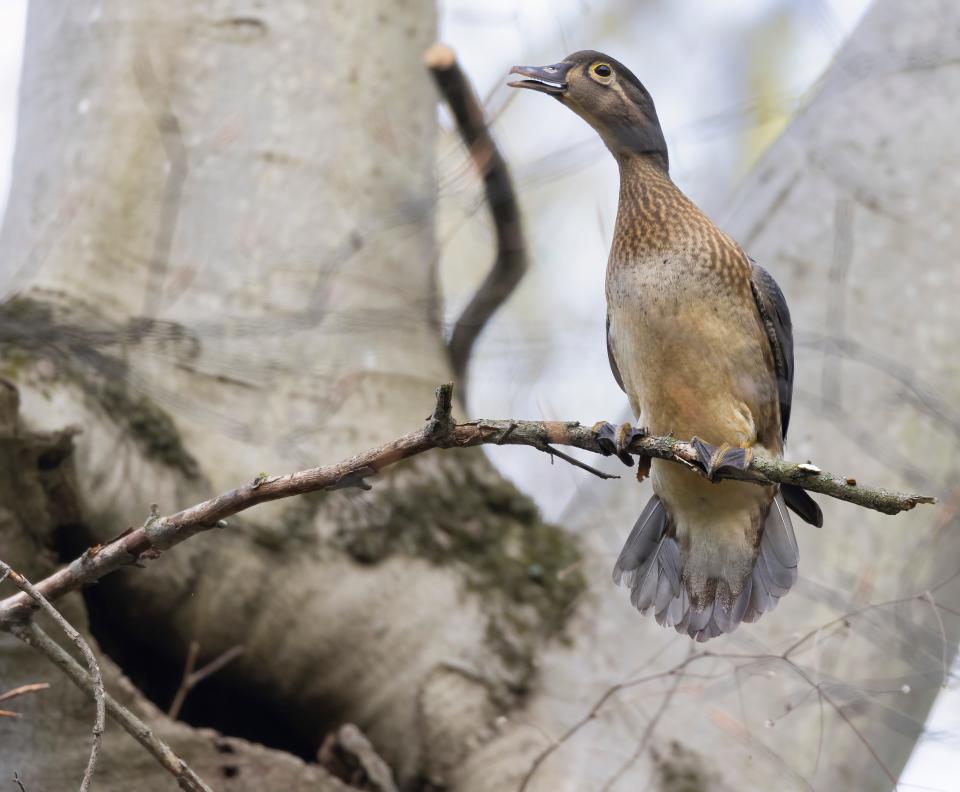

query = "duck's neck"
(611, 154), (691, 260)
(600, 116), (669, 174)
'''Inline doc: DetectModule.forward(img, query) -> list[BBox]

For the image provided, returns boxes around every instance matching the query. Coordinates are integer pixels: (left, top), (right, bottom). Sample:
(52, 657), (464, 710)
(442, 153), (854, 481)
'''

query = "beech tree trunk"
(0, 2), (583, 789)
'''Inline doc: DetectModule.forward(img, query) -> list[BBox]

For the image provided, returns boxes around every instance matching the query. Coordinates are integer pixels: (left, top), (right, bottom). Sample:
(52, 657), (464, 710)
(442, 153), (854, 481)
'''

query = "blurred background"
(436, 0), (871, 517)
(0, 1), (958, 790)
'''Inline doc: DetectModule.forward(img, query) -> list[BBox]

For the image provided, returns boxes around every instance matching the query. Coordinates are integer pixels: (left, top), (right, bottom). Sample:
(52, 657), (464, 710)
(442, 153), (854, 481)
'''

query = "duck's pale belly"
(606, 253), (778, 589)
(606, 253), (774, 452)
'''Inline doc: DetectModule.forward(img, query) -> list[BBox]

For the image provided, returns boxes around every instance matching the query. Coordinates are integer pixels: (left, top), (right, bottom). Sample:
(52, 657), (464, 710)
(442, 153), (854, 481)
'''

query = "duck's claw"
(592, 421), (623, 460)
(690, 437), (753, 480)
(592, 421), (646, 467)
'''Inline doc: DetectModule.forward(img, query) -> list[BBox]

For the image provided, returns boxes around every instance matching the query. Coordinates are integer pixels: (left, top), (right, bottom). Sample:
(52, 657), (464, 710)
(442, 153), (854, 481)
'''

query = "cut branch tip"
(427, 382), (455, 444)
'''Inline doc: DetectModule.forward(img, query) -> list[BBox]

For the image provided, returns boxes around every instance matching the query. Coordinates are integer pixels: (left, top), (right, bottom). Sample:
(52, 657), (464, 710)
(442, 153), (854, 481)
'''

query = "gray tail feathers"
(613, 493), (799, 641)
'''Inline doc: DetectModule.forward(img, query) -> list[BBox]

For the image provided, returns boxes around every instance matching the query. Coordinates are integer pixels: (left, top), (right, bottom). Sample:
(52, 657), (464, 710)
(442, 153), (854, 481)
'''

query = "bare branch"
(168, 641), (245, 720)
(524, 576), (960, 790)
(185, 645), (245, 689)
(517, 653), (705, 792)
(922, 590), (949, 688)
(167, 640), (200, 721)
(10, 621), (214, 792)
(455, 418), (935, 513)
(599, 653), (689, 791)
(0, 384), (934, 627)
(0, 683), (51, 704)
(426, 44), (528, 391)
(0, 561), (104, 792)
(534, 441), (620, 480)
(0, 682), (51, 717)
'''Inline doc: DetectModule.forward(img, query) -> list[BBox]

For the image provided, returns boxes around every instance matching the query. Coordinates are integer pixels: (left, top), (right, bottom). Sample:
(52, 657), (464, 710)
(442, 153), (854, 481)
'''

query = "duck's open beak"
(508, 63), (570, 96)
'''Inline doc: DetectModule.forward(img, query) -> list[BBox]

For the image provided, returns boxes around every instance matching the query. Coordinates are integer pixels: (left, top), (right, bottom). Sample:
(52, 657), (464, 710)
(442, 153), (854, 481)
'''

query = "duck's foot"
(592, 421), (646, 467)
(690, 437), (753, 480)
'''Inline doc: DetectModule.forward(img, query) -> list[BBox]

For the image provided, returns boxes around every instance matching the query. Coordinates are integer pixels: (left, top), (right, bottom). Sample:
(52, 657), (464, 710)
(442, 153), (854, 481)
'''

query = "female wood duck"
(509, 51), (821, 641)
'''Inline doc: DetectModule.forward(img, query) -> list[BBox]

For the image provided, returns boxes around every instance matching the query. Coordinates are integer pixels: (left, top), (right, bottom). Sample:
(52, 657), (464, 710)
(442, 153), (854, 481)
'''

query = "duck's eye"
(593, 64), (612, 77)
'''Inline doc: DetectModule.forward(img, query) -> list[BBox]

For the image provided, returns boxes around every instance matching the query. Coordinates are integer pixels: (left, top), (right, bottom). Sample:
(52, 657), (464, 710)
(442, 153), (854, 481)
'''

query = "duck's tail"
(613, 492), (800, 641)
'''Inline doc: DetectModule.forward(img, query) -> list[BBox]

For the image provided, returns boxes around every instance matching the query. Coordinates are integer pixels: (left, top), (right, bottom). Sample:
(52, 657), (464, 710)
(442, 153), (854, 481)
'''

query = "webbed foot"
(690, 437), (753, 480)
(592, 421), (647, 467)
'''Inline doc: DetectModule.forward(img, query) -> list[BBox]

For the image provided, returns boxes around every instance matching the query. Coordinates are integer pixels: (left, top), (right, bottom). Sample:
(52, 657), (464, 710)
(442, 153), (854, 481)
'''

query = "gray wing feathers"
(613, 495), (666, 585)
(612, 495), (684, 619)
(750, 261), (823, 527)
(782, 483), (823, 527)
(749, 261), (794, 439)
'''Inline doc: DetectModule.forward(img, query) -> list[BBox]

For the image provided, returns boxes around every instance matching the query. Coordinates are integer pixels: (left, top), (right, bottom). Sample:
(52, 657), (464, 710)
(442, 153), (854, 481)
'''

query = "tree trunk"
(0, 2), (583, 789)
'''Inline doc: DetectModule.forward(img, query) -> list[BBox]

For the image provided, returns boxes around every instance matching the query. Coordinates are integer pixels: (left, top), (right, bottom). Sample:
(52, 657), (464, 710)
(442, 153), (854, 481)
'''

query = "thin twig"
(535, 442), (620, 480)
(186, 645), (245, 688)
(521, 575), (960, 792)
(12, 771), (26, 792)
(496, 421), (517, 445)
(599, 657), (688, 791)
(517, 653), (707, 792)
(10, 621), (214, 792)
(0, 682), (51, 717)
(0, 383), (934, 627)
(0, 683), (51, 704)
(168, 641), (245, 720)
(922, 590), (949, 688)
(782, 658), (896, 785)
(0, 561), (104, 792)
(425, 44), (528, 392)
(781, 572), (960, 659)
(167, 640), (200, 720)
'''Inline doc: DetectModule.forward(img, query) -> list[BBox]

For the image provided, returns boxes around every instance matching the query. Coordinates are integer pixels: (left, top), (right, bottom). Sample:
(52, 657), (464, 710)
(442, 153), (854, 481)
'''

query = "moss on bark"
(0, 295), (200, 477)
(331, 452), (585, 685)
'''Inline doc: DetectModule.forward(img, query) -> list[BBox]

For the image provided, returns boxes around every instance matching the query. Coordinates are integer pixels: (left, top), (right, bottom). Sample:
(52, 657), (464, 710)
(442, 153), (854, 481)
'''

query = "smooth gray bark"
(0, 2), (583, 789)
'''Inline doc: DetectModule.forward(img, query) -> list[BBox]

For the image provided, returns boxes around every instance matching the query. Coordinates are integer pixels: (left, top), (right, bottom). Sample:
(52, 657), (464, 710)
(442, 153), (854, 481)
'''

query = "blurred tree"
(0, 1), (583, 789)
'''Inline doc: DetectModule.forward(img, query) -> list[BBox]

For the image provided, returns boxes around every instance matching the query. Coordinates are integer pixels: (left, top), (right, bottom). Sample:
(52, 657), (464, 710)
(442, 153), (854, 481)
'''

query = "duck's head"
(509, 50), (668, 171)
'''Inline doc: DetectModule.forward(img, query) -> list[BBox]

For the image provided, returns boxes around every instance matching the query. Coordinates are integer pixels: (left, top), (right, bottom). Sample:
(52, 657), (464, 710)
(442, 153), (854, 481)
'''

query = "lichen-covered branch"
(456, 416), (937, 514)
(0, 384), (934, 628)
